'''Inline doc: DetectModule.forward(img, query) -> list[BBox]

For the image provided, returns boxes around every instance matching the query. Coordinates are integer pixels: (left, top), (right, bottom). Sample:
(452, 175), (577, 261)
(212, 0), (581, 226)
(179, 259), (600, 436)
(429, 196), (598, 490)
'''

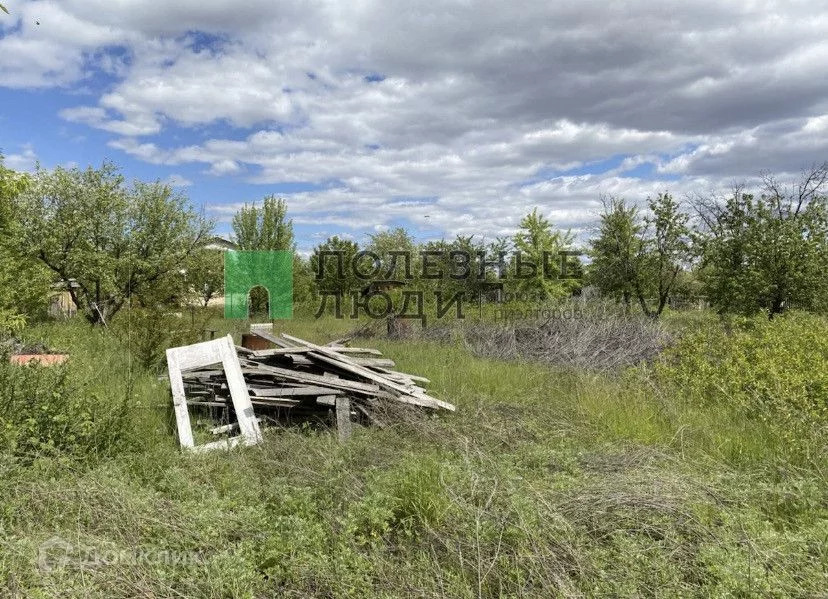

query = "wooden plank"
(336, 396), (352, 442)
(374, 366), (431, 384)
(250, 330), (293, 348)
(281, 334), (455, 412)
(250, 346), (384, 358)
(349, 357), (396, 368)
(211, 418), (261, 436)
(166, 348), (195, 448)
(249, 385), (336, 398)
(317, 395), (337, 407)
(220, 334), (263, 447)
(238, 359), (382, 395)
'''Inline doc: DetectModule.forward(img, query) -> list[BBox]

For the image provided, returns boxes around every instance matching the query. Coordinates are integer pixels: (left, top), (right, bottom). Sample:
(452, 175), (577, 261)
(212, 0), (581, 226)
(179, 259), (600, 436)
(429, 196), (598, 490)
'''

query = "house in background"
(204, 236), (238, 252)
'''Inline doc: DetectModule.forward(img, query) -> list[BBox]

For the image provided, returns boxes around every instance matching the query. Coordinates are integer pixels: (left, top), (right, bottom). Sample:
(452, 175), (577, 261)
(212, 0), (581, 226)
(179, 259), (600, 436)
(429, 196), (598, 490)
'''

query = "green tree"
(588, 197), (644, 310)
(0, 158), (50, 335)
(310, 236), (360, 298)
(511, 208), (575, 300)
(186, 248), (225, 307)
(588, 193), (691, 318)
(231, 195), (295, 314)
(17, 163), (212, 325)
(366, 227), (417, 280)
(696, 165), (828, 317)
(232, 195), (294, 251)
(635, 192), (692, 318)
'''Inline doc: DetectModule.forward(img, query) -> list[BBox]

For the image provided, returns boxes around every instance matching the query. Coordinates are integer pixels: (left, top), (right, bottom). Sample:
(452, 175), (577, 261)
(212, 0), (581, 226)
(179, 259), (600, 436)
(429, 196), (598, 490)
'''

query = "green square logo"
(224, 250), (293, 319)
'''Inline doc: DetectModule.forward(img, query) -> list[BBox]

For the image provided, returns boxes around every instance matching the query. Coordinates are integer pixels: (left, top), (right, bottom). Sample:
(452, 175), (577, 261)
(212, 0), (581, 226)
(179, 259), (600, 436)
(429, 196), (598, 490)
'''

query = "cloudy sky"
(1, 0), (827, 251)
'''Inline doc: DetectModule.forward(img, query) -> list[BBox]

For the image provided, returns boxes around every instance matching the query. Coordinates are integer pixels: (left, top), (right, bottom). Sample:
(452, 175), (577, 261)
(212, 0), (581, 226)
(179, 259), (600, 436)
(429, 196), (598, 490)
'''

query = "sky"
(1, 0), (828, 253)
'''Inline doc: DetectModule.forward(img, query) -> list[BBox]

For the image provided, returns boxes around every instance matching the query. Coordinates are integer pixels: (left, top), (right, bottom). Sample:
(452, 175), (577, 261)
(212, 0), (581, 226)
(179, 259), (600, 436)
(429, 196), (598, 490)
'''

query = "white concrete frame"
(166, 335), (262, 453)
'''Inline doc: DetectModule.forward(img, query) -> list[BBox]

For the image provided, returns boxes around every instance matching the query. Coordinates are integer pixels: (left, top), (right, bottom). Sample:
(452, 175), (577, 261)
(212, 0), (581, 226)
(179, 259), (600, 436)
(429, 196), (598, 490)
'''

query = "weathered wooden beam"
(281, 334), (456, 412)
(336, 396), (352, 442)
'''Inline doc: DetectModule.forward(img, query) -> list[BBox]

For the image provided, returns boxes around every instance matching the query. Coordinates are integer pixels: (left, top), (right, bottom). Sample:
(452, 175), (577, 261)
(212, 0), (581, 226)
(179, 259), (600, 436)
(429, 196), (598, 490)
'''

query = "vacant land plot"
(0, 311), (826, 598)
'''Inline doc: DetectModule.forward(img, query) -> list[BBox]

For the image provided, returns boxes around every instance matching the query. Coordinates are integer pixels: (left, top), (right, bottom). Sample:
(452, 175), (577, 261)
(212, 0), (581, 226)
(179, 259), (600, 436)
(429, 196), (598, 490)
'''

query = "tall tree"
(635, 193), (692, 318)
(232, 195), (294, 251)
(695, 164), (828, 317)
(310, 236), (360, 297)
(0, 158), (50, 334)
(366, 227), (417, 279)
(588, 193), (691, 318)
(231, 195), (295, 314)
(186, 248), (225, 307)
(588, 197), (643, 310)
(511, 208), (575, 299)
(17, 163), (212, 325)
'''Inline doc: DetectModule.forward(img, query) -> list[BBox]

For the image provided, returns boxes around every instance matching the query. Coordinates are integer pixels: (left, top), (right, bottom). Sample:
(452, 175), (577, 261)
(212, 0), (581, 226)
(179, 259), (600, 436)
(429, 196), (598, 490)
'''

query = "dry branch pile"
(167, 325), (454, 451)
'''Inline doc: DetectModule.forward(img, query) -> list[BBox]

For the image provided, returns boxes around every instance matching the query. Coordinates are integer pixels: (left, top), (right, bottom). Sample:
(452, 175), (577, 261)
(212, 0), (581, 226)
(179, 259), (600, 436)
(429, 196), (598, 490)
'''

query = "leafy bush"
(112, 307), (214, 371)
(654, 312), (827, 433)
(0, 350), (129, 460)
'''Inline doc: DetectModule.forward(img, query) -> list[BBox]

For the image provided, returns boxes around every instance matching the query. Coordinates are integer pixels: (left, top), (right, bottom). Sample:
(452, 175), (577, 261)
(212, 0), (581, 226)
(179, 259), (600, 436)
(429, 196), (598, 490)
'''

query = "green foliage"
(0, 158), (51, 333)
(636, 192), (692, 317)
(588, 197), (643, 308)
(231, 195), (294, 251)
(0, 352), (129, 459)
(511, 207), (575, 300)
(184, 248), (224, 307)
(589, 193), (692, 318)
(112, 306), (214, 371)
(655, 312), (828, 437)
(16, 163), (213, 325)
(310, 235), (361, 297)
(697, 165), (828, 317)
(231, 195), (296, 313)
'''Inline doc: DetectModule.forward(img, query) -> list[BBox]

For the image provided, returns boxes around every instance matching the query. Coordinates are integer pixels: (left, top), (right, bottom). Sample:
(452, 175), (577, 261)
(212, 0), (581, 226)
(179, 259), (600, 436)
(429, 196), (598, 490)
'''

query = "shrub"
(654, 312), (827, 434)
(0, 349), (129, 460)
(112, 307), (214, 372)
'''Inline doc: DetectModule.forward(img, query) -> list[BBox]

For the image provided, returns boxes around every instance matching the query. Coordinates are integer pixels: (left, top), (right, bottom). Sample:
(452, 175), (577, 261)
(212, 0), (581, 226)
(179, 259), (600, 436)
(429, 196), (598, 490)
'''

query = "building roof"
(204, 236), (239, 251)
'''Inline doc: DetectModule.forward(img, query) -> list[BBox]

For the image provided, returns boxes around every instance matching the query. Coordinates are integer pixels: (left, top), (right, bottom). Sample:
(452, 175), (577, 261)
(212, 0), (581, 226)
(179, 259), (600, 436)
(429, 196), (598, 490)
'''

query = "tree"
(511, 208), (575, 300)
(695, 164), (828, 318)
(366, 227), (417, 279)
(186, 248), (225, 307)
(0, 158), (50, 335)
(17, 163), (212, 325)
(634, 193), (692, 318)
(588, 197), (644, 310)
(231, 195), (295, 314)
(310, 236), (360, 298)
(232, 195), (294, 251)
(588, 193), (691, 318)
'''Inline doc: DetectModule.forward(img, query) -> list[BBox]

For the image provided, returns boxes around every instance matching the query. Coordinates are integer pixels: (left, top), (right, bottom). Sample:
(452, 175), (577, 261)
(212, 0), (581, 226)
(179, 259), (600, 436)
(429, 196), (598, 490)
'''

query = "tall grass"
(0, 310), (825, 597)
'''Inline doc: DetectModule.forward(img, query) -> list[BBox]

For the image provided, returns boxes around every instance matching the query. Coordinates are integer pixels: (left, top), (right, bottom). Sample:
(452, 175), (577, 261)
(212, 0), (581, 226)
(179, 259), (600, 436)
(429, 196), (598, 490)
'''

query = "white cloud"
(2, 0), (827, 243)
(163, 173), (193, 187)
(3, 144), (38, 171)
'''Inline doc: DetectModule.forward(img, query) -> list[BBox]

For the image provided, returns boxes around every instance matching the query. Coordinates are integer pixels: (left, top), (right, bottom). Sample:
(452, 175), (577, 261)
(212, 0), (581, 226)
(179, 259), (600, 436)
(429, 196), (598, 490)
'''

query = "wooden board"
(336, 396), (352, 442)
(281, 334), (456, 412)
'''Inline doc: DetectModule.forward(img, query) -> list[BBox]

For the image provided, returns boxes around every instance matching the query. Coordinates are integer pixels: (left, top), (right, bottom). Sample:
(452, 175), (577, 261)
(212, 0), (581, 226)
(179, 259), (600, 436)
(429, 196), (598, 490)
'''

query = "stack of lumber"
(177, 327), (454, 443)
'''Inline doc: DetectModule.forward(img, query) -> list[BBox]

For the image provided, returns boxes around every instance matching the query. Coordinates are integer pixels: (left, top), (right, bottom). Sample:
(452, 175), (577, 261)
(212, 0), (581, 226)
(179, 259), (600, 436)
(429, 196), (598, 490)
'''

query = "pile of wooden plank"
(166, 326), (454, 452)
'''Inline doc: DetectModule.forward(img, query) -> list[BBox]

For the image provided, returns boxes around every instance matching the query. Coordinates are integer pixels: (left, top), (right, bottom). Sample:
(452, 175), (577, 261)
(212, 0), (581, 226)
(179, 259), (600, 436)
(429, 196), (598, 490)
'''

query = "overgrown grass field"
(0, 310), (826, 597)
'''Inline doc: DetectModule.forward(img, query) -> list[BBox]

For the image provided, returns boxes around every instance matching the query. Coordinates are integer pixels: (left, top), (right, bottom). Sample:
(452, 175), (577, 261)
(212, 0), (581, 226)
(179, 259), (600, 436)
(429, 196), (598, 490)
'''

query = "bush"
(0, 350), (129, 460)
(112, 307), (214, 372)
(654, 312), (828, 434)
